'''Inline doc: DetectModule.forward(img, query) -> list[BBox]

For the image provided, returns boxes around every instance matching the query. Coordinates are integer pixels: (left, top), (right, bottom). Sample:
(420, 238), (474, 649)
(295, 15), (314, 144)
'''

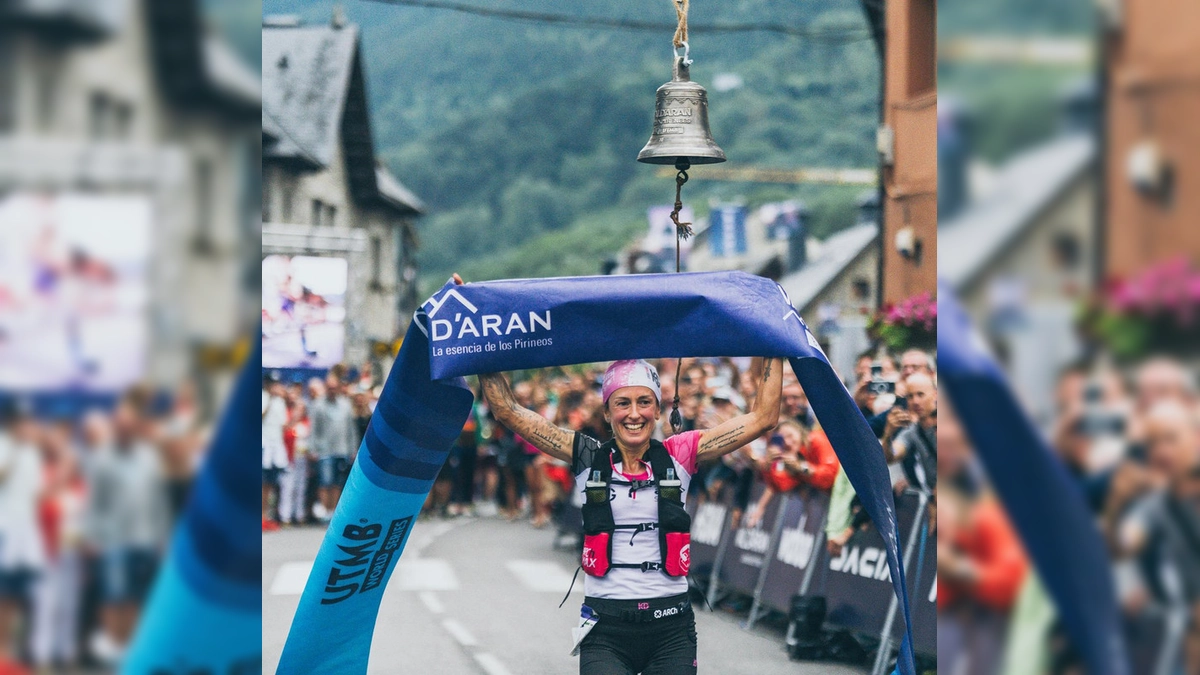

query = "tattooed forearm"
(700, 425), (747, 455)
(501, 398), (572, 463)
(480, 373), (568, 458)
(532, 428), (566, 453)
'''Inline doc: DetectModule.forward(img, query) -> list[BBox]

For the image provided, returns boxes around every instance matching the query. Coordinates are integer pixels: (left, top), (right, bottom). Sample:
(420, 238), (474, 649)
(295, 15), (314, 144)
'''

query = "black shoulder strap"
(644, 440), (674, 482)
(572, 432), (605, 477)
(589, 438), (617, 481)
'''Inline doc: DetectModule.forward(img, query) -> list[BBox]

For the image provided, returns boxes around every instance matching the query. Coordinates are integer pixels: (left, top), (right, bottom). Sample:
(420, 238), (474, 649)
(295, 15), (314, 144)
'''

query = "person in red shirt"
(745, 419), (840, 527)
(936, 406), (1027, 675)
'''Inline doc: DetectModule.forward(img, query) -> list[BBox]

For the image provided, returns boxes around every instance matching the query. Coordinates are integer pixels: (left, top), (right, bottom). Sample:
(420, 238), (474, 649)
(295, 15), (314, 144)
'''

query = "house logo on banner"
(828, 543), (892, 582)
(423, 287), (554, 355)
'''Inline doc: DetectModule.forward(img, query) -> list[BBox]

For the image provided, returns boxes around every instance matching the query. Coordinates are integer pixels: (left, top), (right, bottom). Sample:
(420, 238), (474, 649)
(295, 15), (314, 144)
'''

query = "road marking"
(393, 558), (459, 591)
(268, 561), (313, 595)
(441, 618), (477, 647)
(406, 519), (465, 559)
(505, 559), (576, 593)
(474, 652), (515, 675)
(417, 591), (444, 614)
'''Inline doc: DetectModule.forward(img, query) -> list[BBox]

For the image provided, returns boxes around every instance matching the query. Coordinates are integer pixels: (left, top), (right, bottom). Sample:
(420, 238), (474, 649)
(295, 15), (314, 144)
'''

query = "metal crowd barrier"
(683, 480), (937, 667)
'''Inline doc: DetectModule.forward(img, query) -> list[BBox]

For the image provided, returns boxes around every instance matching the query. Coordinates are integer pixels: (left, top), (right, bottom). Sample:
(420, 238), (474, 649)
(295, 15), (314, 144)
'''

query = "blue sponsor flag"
(279, 272), (915, 675)
(709, 205), (747, 257)
(122, 344), (262, 673)
(937, 283), (1129, 675)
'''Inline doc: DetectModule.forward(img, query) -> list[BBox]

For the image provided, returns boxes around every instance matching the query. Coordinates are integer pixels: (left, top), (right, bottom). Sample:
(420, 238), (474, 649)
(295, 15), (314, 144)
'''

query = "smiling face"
(778, 423), (804, 456)
(605, 386), (660, 449)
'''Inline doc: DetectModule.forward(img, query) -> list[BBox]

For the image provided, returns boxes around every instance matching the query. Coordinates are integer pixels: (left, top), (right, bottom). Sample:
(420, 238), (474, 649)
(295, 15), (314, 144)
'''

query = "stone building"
(261, 14), (423, 371)
(0, 0), (261, 412)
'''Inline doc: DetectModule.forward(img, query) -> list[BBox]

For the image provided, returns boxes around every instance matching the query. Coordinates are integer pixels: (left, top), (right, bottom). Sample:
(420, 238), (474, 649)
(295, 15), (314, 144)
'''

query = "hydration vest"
(580, 439), (692, 578)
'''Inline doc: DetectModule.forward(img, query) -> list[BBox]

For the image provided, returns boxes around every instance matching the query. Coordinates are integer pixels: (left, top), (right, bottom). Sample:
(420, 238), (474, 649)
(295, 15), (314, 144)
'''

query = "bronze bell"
(637, 54), (726, 168)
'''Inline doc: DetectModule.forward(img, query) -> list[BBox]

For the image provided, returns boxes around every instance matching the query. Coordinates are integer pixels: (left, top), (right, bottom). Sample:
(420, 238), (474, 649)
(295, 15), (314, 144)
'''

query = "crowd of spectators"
(260, 352), (947, 542)
(0, 385), (207, 674)
(275, 345), (1192, 673)
(931, 353), (1200, 675)
(261, 362), (375, 530)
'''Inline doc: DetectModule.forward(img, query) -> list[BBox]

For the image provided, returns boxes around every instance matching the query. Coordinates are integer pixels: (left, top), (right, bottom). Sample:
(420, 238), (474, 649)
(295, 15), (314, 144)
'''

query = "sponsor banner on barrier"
(905, 514), (936, 657)
(823, 492), (921, 640)
(721, 483), (781, 596)
(757, 488), (829, 614)
(688, 498), (729, 574)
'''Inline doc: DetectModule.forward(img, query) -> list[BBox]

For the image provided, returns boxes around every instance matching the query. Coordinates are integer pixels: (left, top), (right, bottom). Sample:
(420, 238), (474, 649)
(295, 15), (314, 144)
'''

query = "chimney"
(332, 3), (347, 29)
(937, 97), (970, 222)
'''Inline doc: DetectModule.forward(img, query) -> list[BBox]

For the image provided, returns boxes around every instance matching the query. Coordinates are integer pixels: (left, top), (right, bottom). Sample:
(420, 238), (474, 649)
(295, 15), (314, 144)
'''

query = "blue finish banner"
(277, 324), (473, 674)
(937, 285), (1129, 675)
(279, 271), (915, 675)
(122, 345), (263, 673)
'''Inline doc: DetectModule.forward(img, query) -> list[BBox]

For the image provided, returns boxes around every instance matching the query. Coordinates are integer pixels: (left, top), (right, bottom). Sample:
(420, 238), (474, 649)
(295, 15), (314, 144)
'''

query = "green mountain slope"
(260, 0), (884, 292)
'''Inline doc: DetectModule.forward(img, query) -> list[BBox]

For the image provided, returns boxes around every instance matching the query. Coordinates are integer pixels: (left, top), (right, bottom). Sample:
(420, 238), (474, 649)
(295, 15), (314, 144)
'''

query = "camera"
(867, 379), (895, 396)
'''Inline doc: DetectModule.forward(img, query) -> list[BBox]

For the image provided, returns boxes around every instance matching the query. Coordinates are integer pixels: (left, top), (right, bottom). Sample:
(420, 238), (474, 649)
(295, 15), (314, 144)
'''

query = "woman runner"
(479, 355), (782, 674)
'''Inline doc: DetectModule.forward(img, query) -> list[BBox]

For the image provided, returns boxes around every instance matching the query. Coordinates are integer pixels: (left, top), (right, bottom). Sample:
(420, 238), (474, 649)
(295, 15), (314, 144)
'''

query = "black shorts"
(579, 606), (697, 675)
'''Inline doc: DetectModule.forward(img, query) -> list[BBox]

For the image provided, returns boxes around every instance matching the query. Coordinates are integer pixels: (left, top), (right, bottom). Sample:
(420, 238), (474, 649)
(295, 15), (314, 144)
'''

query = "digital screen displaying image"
(261, 255), (348, 369)
(0, 192), (151, 391)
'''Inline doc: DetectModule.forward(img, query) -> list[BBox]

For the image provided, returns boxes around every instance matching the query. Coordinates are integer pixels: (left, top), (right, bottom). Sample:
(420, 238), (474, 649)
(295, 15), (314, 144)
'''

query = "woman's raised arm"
(696, 357), (783, 463)
(478, 372), (573, 464)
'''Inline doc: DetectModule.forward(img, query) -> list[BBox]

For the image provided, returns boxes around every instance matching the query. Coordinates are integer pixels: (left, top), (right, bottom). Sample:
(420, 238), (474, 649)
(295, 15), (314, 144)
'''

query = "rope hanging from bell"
(636, 0), (727, 434)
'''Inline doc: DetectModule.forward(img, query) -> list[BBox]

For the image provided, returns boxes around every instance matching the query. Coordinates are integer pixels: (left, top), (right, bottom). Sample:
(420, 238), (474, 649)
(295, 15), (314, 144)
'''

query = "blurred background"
(938, 0), (1200, 673)
(0, 0), (260, 671)
(259, 0), (940, 673)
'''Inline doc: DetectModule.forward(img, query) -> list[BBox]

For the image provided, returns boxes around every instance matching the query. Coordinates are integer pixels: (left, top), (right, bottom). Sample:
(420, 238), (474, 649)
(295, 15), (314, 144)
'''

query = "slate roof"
(0, 0), (130, 39)
(778, 222), (879, 312)
(5, 0), (260, 113)
(201, 34), (262, 111)
(262, 21), (424, 216)
(939, 133), (1095, 291)
(376, 165), (425, 215)
(261, 24), (359, 166)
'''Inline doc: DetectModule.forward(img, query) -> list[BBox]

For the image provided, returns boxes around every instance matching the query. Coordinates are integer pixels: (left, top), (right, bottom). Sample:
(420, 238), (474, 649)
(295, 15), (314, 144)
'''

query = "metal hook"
(674, 41), (693, 67)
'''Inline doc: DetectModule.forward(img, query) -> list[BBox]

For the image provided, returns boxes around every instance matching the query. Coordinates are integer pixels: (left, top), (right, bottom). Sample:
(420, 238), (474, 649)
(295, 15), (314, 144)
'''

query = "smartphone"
(893, 396), (908, 410)
(769, 434), (785, 447)
(868, 379), (895, 395)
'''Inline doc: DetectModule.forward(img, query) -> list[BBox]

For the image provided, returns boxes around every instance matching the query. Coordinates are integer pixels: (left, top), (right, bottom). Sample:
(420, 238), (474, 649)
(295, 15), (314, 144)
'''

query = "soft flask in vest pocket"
(658, 469), (692, 577)
(582, 471), (614, 577)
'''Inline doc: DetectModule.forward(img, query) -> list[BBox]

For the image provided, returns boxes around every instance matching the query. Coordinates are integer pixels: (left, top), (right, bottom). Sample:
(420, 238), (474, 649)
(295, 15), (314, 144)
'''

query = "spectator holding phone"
(886, 371), (938, 495)
(745, 419), (840, 528)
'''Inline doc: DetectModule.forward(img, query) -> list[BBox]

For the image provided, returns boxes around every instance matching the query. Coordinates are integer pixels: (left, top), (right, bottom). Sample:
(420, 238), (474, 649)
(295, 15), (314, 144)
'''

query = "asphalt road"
(263, 514), (870, 675)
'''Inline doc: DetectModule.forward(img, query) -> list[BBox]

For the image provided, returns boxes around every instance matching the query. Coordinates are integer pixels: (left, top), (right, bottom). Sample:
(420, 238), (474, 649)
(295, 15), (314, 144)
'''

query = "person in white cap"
(479, 353), (782, 674)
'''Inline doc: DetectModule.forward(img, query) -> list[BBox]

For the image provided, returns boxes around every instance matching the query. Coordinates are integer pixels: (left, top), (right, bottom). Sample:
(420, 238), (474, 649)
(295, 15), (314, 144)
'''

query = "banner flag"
(279, 271), (915, 675)
(938, 284), (1129, 675)
(123, 344), (263, 674)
